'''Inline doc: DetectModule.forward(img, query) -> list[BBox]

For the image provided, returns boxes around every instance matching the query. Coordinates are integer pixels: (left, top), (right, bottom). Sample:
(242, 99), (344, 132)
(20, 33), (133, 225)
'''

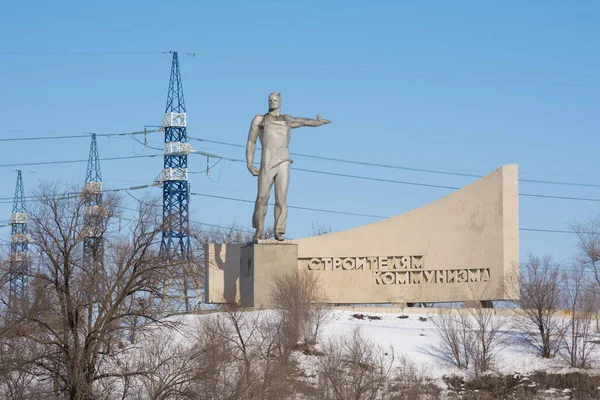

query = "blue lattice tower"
(83, 133), (104, 270)
(158, 52), (191, 259)
(9, 170), (29, 302)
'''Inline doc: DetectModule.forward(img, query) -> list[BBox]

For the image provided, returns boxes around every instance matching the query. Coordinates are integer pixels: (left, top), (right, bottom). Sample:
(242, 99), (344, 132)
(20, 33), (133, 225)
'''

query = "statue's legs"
(273, 162), (290, 240)
(252, 166), (276, 239)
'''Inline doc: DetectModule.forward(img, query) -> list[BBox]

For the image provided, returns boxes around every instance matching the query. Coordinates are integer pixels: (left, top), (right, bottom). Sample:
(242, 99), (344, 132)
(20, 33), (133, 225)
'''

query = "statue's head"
(268, 92), (281, 112)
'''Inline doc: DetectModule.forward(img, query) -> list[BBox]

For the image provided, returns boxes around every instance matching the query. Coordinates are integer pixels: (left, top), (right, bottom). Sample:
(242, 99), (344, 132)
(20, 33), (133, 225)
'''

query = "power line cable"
(188, 191), (590, 235)
(299, 167), (600, 203)
(17, 169), (148, 186)
(0, 154), (161, 169)
(0, 151), (597, 234)
(0, 51), (167, 56)
(0, 129), (161, 142)
(118, 203), (254, 234)
(2, 171), (578, 236)
(189, 137), (482, 178)
(194, 54), (599, 88)
(0, 186), (591, 235)
(0, 176), (584, 235)
(519, 228), (577, 234)
(0, 182), (156, 204)
(190, 192), (388, 219)
(2, 148), (600, 204)
(2, 50), (597, 79)
(218, 155), (600, 203)
(3, 130), (600, 190)
(258, 56), (599, 78)
(3, 149), (600, 206)
(518, 193), (600, 202)
(292, 167), (460, 190)
(188, 137), (600, 189)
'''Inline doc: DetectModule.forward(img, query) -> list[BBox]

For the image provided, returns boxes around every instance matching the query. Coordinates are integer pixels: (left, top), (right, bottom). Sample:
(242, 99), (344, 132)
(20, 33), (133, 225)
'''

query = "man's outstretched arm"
(246, 115), (262, 176)
(286, 114), (332, 129)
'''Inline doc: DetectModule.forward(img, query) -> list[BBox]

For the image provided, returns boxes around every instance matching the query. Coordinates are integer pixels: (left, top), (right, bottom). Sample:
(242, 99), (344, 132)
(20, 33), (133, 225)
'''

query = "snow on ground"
(319, 310), (551, 378)
(163, 308), (600, 385)
(318, 310), (600, 380)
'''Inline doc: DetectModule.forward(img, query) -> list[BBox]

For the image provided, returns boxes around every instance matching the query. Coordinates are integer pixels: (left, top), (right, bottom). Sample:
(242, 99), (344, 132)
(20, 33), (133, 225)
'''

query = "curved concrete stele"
(205, 164), (519, 304)
(294, 164), (519, 303)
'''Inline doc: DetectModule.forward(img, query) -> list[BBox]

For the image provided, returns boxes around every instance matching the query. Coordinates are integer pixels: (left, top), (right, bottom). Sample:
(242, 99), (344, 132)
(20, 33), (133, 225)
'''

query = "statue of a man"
(246, 92), (331, 241)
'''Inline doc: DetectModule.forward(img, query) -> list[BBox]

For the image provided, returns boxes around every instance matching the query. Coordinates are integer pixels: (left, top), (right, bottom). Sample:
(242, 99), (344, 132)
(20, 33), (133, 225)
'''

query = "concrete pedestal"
(240, 240), (298, 308)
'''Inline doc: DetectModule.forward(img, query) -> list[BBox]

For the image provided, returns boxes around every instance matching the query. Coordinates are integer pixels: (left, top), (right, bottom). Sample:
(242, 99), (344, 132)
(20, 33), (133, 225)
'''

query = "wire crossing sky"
(0, 1), (598, 264)
(5, 131), (600, 189)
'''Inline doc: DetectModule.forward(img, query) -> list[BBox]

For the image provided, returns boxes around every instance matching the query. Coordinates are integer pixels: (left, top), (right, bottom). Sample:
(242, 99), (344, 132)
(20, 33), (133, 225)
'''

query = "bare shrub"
(427, 309), (474, 370)
(142, 327), (220, 400)
(391, 353), (440, 399)
(511, 254), (567, 358)
(305, 302), (330, 347)
(187, 305), (299, 400)
(315, 327), (394, 400)
(467, 304), (507, 377)
(270, 270), (330, 354)
(188, 316), (237, 399)
(428, 306), (507, 377)
(560, 263), (598, 368)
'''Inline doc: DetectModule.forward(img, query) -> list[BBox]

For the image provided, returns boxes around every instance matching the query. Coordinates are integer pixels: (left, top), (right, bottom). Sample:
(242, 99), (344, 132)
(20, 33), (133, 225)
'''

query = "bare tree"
(512, 254), (566, 358)
(188, 305), (298, 400)
(269, 270), (330, 356)
(305, 301), (330, 347)
(571, 216), (600, 333)
(427, 309), (474, 370)
(392, 353), (440, 399)
(1, 182), (179, 399)
(134, 327), (201, 400)
(186, 315), (238, 399)
(571, 215), (600, 289)
(467, 304), (507, 377)
(131, 312), (238, 400)
(427, 305), (506, 377)
(560, 262), (598, 368)
(315, 327), (394, 400)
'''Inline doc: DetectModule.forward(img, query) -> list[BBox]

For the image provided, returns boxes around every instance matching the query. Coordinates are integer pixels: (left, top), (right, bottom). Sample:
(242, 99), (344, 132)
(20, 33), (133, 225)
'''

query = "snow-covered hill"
(156, 307), (600, 399)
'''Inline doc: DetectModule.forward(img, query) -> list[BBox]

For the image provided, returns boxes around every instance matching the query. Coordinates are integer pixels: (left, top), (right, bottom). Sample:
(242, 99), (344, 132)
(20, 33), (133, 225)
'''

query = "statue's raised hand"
(316, 114), (332, 125)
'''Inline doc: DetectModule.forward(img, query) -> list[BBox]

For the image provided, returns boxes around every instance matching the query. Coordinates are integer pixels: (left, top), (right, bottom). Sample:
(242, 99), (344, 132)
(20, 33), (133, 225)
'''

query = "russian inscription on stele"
(300, 255), (490, 286)
(305, 255), (423, 271)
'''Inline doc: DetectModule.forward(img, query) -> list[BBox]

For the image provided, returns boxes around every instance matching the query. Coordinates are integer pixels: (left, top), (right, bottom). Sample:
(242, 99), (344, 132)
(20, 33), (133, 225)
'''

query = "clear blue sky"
(0, 1), (598, 266)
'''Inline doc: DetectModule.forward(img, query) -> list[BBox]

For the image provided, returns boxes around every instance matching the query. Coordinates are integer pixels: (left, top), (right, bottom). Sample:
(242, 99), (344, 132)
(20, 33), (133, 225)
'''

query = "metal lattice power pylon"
(83, 133), (104, 269)
(157, 51), (191, 259)
(9, 170), (29, 301)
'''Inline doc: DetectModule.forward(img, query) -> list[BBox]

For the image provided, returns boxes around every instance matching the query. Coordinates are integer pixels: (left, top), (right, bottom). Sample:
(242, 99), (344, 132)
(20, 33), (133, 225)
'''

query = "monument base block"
(240, 240), (298, 308)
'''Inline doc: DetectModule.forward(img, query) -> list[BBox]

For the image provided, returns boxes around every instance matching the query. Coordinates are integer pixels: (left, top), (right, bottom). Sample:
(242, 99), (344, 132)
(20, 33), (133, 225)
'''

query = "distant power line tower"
(83, 133), (104, 269)
(157, 51), (191, 258)
(8, 170), (29, 302)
